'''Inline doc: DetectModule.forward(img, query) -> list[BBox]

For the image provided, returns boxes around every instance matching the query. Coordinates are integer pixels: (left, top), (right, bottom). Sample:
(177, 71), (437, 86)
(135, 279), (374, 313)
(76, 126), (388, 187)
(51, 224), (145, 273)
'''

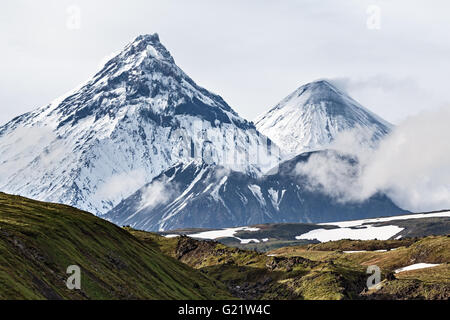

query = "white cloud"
(139, 180), (177, 210)
(329, 75), (448, 124)
(296, 106), (450, 212)
(211, 165), (233, 181)
(296, 150), (362, 203)
(95, 169), (146, 202)
(0, 126), (56, 180)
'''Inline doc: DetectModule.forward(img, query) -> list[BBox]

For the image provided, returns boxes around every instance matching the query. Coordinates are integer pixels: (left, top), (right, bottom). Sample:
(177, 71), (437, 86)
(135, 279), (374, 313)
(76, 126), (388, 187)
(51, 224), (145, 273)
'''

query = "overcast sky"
(1, 0), (449, 126)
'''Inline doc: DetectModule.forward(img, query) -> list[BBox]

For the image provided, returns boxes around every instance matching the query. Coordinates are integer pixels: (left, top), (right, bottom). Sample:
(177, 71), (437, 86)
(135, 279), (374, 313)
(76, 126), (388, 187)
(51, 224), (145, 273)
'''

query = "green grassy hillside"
(131, 231), (367, 300)
(0, 192), (232, 300)
(270, 236), (450, 299)
(1, 192), (447, 300)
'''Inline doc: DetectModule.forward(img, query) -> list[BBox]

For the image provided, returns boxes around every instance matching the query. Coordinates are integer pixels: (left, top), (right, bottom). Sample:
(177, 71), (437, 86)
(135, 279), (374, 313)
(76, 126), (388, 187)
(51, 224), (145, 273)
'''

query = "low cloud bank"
(296, 106), (450, 212)
(140, 180), (177, 210)
(95, 169), (146, 202)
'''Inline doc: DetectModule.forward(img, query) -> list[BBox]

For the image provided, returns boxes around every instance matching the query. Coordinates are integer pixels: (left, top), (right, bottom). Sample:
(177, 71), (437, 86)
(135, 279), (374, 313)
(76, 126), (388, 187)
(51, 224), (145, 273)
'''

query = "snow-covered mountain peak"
(255, 79), (393, 155)
(288, 79), (339, 100)
(12, 32), (244, 134)
(0, 34), (279, 215)
(134, 33), (161, 44)
(103, 33), (175, 71)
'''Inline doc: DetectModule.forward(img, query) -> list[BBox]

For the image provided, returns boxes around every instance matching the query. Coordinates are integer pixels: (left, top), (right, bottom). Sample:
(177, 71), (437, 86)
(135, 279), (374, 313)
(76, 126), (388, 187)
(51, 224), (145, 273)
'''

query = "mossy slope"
(0, 193), (232, 300)
(133, 231), (449, 300)
(131, 231), (366, 300)
(270, 236), (450, 299)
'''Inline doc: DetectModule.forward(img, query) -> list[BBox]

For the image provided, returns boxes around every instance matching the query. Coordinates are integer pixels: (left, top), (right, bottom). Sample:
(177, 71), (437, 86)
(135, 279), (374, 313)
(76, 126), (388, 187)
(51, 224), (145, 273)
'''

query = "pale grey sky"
(1, 0), (449, 126)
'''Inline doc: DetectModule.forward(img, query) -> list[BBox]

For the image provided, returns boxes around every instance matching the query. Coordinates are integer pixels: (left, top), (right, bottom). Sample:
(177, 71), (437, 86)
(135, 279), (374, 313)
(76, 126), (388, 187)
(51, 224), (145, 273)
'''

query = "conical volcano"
(0, 34), (279, 214)
(255, 80), (392, 155)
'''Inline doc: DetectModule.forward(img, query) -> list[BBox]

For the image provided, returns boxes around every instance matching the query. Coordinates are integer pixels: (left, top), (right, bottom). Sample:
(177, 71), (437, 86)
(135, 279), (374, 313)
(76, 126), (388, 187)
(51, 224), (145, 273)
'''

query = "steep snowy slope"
(0, 34), (280, 214)
(105, 151), (407, 231)
(255, 80), (393, 155)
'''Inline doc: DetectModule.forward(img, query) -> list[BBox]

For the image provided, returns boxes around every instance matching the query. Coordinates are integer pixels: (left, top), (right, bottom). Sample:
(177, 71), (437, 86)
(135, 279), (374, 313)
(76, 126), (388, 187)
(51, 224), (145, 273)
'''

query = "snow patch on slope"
(248, 184), (266, 207)
(188, 226), (260, 244)
(320, 211), (450, 228)
(395, 263), (441, 273)
(296, 225), (403, 242)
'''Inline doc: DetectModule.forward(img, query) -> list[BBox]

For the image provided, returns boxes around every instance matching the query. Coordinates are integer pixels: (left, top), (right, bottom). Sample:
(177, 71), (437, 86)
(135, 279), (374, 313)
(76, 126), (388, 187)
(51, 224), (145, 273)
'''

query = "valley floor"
(133, 230), (450, 300)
